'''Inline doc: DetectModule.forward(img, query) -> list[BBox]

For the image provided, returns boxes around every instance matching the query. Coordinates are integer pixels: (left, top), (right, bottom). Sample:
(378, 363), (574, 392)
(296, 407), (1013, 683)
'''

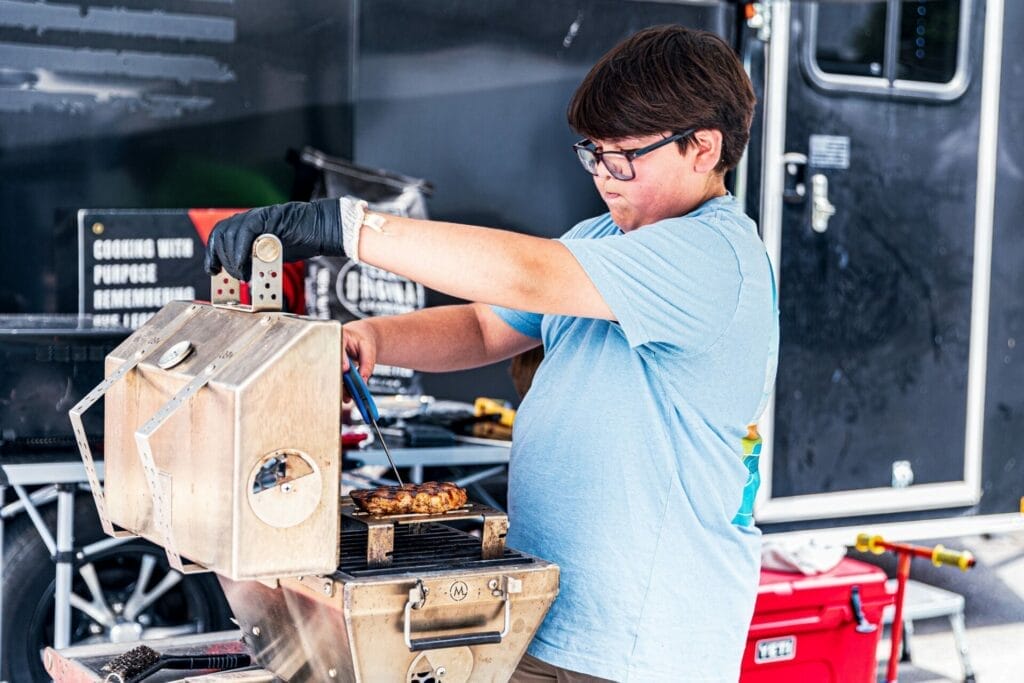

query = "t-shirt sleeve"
(490, 304), (543, 339)
(487, 216), (604, 340)
(561, 218), (742, 351)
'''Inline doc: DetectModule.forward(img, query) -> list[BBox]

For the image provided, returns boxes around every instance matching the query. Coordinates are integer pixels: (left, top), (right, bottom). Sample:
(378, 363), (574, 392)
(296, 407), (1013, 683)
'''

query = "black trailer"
(0, 0), (1021, 680)
(744, 0), (1022, 542)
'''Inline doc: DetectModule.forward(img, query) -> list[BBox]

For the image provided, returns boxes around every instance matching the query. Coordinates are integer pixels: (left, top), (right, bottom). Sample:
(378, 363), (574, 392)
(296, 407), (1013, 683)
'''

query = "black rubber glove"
(203, 199), (345, 281)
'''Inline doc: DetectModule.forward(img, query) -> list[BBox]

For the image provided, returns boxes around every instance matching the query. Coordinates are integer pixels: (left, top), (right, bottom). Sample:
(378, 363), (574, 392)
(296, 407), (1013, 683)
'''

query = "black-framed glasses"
(573, 128), (697, 181)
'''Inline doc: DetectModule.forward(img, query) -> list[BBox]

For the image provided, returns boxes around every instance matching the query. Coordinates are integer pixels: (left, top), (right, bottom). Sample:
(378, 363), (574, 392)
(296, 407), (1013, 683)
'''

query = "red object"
(188, 208), (306, 313)
(740, 557), (894, 683)
(342, 432), (369, 449)
(886, 552), (912, 683)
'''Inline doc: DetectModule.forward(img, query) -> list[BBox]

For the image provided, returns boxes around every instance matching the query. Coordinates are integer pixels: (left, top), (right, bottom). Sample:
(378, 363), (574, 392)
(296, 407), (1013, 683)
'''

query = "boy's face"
(589, 131), (721, 231)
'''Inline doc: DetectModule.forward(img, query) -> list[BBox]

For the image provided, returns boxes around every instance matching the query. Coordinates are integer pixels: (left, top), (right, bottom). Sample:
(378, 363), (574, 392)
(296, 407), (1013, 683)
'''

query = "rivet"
(91, 222), (104, 235)
(252, 625), (261, 637)
(254, 235), (282, 262)
(328, 669), (337, 678)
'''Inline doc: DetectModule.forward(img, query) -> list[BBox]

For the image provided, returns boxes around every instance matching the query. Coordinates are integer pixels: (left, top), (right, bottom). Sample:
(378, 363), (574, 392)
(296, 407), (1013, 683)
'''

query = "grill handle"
(403, 578), (517, 651)
(407, 631), (502, 652)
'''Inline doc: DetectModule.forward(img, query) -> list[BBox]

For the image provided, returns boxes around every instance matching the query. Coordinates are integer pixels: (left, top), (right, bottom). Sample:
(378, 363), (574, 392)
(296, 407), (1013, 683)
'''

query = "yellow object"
(473, 421), (513, 440)
(856, 532), (975, 572)
(931, 545), (975, 571)
(474, 397), (517, 428)
(855, 533), (885, 555)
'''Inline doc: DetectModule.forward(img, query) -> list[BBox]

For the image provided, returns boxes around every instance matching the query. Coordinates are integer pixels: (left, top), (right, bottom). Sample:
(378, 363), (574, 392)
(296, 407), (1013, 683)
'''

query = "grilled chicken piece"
(351, 481), (468, 515)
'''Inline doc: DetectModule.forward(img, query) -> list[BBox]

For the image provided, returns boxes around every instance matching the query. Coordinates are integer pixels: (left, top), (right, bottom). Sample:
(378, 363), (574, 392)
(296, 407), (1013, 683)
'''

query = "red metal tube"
(886, 551), (913, 683)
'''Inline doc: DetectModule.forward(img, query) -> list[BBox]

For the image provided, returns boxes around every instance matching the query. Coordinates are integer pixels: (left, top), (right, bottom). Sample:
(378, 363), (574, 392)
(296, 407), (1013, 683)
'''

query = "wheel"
(1, 492), (234, 682)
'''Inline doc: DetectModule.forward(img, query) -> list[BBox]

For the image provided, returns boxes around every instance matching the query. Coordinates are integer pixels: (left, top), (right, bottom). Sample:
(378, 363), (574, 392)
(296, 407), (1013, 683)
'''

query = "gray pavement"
(865, 531), (1024, 683)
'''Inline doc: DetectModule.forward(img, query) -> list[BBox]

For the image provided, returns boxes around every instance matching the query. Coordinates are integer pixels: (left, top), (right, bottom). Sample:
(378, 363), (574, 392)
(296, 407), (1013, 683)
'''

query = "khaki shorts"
(509, 653), (618, 683)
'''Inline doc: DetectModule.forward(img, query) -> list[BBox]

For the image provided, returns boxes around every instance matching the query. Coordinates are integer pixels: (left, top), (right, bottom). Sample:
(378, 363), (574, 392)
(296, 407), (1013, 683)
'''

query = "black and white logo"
(449, 581), (469, 601)
(754, 636), (796, 664)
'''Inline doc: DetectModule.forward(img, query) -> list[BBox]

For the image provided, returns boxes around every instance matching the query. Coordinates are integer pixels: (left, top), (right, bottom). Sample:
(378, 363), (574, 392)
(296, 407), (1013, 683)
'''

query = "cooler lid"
(755, 557), (892, 613)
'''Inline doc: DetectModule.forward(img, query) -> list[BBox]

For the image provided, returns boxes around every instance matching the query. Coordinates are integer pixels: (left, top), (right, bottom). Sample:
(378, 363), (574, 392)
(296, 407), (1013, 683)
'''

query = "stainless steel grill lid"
(72, 237), (343, 580)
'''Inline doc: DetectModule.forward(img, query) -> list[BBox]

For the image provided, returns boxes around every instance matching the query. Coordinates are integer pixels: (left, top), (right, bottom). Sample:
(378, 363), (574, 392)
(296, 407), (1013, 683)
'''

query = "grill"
(66, 247), (559, 682)
(222, 500), (558, 682)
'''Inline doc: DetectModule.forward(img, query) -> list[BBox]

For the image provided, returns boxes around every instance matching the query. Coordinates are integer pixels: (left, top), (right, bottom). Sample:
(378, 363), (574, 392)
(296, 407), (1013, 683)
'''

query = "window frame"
(803, 0), (973, 101)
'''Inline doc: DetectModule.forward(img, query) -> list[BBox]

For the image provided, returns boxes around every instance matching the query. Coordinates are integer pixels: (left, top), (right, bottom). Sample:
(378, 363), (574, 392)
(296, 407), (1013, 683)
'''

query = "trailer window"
(897, 0), (960, 82)
(815, 1), (887, 78)
(807, 0), (968, 99)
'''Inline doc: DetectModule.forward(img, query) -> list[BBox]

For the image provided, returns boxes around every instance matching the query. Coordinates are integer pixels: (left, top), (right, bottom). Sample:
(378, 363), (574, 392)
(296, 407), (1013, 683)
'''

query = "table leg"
(53, 485), (75, 650)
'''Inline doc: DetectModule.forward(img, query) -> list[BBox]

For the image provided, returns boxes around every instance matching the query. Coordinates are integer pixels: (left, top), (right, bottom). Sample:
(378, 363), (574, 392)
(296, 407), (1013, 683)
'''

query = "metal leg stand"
(948, 611), (977, 683)
(53, 485), (76, 650)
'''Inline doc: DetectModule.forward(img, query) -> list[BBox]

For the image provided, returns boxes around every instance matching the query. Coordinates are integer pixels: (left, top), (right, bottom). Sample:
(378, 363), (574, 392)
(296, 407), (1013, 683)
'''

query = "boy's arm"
(357, 216), (613, 320)
(203, 199), (613, 320)
(344, 303), (540, 378)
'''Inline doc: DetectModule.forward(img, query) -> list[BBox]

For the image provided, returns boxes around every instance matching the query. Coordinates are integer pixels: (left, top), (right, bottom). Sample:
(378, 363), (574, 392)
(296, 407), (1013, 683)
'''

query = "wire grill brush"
(101, 643), (251, 683)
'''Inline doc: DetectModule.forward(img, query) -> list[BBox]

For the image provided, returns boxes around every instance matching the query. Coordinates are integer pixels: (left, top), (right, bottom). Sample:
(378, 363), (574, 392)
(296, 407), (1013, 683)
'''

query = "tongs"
(343, 355), (404, 486)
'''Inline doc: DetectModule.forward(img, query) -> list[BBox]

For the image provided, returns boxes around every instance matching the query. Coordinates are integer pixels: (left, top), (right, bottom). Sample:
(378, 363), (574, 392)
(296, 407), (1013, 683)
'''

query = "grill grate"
(339, 522), (532, 577)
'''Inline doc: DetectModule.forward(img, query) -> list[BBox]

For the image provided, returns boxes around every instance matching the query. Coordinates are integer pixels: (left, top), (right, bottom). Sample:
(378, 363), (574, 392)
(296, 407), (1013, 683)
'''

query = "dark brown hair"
(567, 25), (756, 172)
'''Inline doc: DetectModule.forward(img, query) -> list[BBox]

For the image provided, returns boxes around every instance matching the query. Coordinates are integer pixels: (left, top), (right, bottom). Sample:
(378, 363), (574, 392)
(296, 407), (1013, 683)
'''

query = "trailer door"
(755, 0), (1003, 524)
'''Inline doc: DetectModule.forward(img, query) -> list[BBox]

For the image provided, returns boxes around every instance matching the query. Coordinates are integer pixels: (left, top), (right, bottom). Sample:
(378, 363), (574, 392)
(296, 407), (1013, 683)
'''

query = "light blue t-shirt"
(492, 194), (779, 682)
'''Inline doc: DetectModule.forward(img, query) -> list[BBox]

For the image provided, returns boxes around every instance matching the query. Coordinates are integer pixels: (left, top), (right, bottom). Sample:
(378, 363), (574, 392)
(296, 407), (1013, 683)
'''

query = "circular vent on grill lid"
(246, 449), (323, 528)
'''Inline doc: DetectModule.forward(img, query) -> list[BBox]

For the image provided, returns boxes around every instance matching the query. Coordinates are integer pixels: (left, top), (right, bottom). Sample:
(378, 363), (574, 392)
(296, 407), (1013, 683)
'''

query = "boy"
(206, 25), (778, 682)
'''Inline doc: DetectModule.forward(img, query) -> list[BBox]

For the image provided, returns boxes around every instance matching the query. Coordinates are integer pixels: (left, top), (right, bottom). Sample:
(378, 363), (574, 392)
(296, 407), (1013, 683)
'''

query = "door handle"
(811, 173), (837, 233)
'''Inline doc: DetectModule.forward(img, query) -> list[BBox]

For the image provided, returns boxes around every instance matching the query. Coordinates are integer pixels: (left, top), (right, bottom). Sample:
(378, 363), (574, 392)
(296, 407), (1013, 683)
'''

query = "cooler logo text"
(754, 636), (796, 664)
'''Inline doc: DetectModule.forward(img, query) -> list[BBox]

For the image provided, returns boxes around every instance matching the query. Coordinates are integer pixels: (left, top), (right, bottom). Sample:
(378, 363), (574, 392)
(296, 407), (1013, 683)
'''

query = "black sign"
(77, 209), (209, 330)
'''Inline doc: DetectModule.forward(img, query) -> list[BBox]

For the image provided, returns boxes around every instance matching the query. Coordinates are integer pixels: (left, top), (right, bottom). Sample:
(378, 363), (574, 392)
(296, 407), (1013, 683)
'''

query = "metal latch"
(782, 152), (807, 203)
(409, 579), (429, 610)
(211, 234), (284, 311)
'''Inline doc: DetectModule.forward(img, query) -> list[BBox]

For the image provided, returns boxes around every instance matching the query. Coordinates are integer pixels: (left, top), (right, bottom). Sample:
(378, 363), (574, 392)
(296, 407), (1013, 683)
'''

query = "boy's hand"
(342, 322), (379, 400)
(204, 199), (345, 281)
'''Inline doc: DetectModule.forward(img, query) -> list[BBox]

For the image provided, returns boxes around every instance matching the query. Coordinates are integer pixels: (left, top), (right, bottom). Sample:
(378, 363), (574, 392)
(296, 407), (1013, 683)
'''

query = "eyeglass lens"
(575, 147), (634, 180)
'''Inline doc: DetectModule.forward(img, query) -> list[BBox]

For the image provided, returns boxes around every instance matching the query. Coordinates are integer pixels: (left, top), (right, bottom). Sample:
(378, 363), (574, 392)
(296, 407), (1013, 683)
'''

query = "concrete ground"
(865, 530), (1024, 683)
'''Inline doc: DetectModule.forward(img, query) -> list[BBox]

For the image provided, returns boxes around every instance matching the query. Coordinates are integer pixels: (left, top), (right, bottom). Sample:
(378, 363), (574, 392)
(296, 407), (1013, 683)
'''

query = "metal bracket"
(367, 523), (396, 568)
(211, 271), (242, 306)
(250, 235), (284, 311)
(296, 574), (334, 597)
(70, 304), (201, 539)
(210, 234), (284, 312)
(481, 512), (509, 560)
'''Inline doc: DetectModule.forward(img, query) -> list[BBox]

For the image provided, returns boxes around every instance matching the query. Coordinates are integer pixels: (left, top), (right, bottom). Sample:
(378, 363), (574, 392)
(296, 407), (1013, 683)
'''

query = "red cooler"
(741, 557), (894, 682)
